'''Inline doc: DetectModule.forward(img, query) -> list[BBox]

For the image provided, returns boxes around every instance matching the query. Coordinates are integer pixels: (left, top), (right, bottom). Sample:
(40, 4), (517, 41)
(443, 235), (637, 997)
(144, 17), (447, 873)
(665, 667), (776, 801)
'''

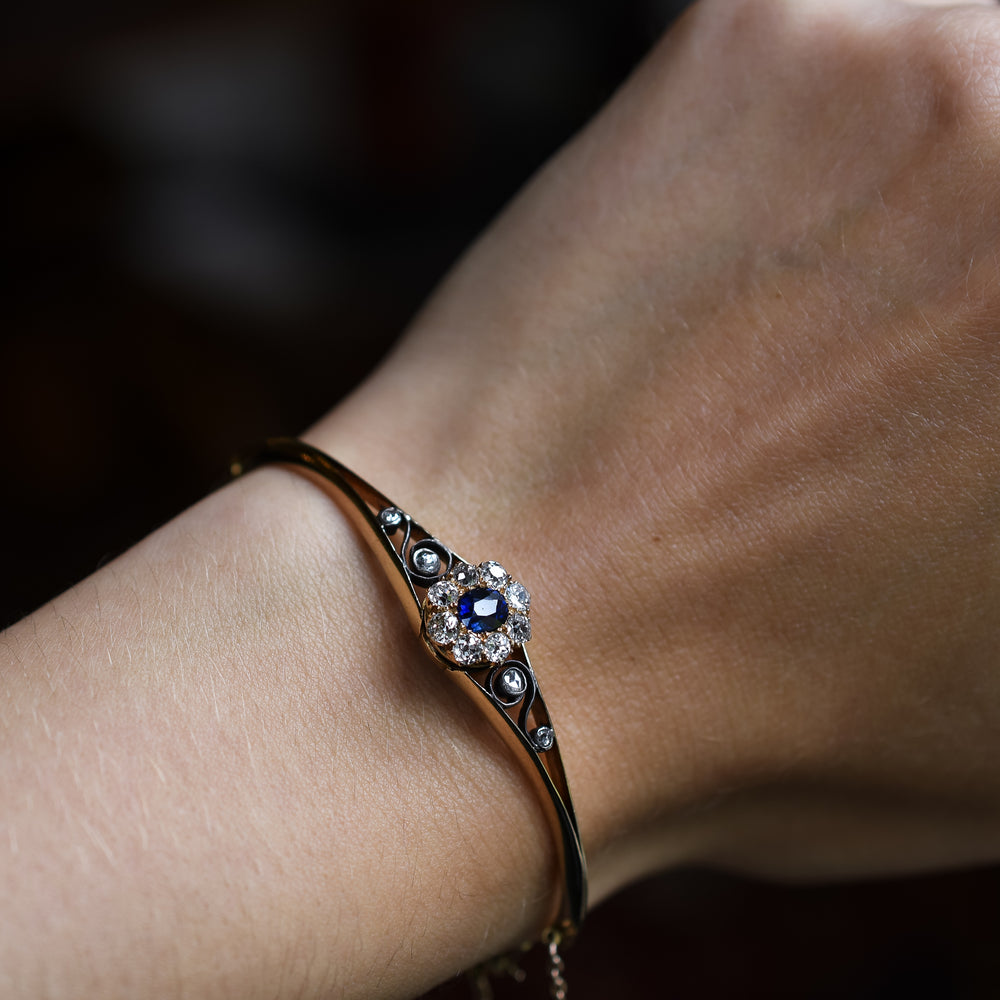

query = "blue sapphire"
(456, 587), (509, 634)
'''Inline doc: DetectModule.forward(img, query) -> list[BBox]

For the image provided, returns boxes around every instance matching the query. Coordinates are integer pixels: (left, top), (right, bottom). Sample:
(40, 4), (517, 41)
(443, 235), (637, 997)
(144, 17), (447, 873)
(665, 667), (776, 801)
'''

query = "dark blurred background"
(3, 1), (999, 996)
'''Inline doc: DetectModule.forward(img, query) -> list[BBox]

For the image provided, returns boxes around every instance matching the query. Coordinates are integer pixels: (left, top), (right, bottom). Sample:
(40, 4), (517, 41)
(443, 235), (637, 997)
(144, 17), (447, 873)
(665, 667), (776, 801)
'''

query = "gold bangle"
(231, 439), (587, 974)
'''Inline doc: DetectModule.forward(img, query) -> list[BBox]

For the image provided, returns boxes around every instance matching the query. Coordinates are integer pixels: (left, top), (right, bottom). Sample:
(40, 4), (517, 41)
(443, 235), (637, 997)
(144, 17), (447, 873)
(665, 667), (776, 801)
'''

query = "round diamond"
(411, 546), (442, 576)
(506, 613), (531, 644)
(426, 611), (458, 645)
(457, 588), (509, 634)
(452, 633), (483, 666)
(453, 563), (481, 588)
(531, 726), (555, 751)
(427, 580), (459, 607)
(379, 507), (404, 528)
(479, 561), (509, 588)
(505, 580), (530, 613)
(499, 665), (526, 696)
(483, 633), (512, 664)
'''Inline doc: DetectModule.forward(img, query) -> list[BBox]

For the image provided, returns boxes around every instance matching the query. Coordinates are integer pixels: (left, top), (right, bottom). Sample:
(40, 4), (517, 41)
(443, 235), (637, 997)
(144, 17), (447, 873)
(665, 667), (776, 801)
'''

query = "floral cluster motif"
(421, 561), (531, 668)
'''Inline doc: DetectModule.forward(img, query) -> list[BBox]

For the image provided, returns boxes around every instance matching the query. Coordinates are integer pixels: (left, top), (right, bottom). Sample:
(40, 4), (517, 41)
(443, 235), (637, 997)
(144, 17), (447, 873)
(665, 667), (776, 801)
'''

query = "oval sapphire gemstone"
(456, 587), (509, 634)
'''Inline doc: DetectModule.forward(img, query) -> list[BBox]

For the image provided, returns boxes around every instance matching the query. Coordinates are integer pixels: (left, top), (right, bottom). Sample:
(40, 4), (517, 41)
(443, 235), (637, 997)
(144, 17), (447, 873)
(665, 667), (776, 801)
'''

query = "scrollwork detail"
(377, 507), (453, 588)
(405, 536), (452, 587)
(488, 660), (531, 707)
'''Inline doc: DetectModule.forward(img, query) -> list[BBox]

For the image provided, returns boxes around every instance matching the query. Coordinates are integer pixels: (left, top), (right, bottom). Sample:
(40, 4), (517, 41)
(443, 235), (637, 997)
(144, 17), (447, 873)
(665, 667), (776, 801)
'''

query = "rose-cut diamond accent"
(427, 611), (458, 645)
(479, 561), (509, 588)
(506, 613), (531, 644)
(411, 546), (442, 576)
(499, 665), (526, 697)
(483, 633), (512, 664)
(531, 726), (555, 751)
(505, 580), (530, 613)
(452, 633), (483, 666)
(379, 507), (404, 528)
(428, 580), (459, 607)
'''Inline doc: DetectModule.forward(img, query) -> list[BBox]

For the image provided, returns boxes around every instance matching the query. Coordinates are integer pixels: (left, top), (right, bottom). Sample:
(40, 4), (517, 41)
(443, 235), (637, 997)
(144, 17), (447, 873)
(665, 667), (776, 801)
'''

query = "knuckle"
(691, 0), (1000, 132)
(915, 11), (1000, 138)
(664, 0), (1000, 178)
(686, 0), (904, 98)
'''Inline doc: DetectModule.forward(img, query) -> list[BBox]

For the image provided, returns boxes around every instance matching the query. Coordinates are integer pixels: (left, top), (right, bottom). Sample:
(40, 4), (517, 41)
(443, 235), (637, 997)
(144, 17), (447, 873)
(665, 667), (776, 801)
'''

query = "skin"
(2, 0), (1000, 996)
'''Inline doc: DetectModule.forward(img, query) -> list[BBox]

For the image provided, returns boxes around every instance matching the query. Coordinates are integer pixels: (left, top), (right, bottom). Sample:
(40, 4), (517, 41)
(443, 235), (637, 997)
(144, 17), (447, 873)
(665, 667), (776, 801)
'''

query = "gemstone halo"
(421, 561), (531, 669)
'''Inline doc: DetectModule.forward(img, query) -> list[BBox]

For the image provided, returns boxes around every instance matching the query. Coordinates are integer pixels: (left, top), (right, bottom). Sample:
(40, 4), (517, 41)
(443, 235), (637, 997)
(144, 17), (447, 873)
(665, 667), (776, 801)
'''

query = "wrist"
(307, 381), (728, 904)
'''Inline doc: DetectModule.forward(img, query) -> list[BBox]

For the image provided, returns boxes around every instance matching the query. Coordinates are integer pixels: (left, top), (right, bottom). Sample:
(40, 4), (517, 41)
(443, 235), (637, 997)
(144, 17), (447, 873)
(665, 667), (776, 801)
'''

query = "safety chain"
(470, 954), (527, 1000)
(468, 931), (569, 999)
(544, 931), (568, 1000)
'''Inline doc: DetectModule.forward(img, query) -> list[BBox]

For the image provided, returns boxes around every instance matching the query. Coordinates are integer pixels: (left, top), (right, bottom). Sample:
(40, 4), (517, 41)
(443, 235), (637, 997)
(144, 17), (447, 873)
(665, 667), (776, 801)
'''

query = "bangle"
(231, 438), (587, 989)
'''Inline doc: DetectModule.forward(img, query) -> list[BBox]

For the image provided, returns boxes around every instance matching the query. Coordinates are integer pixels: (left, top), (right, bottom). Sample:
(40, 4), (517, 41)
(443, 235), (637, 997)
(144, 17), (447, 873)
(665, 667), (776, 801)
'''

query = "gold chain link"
(545, 931), (568, 1000)
(468, 934), (568, 1000)
(469, 953), (528, 999)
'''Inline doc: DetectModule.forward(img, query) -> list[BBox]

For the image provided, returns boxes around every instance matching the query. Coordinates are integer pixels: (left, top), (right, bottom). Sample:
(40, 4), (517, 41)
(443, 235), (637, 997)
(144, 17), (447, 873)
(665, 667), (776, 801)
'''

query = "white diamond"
(412, 547), (441, 575)
(506, 613), (531, 644)
(499, 666), (526, 696)
(453, 563), (480, 588)
(452, 634), (483, 666)
(379, 507), (403, 528)
(479, 561), (508, 588)
(427, 611), (458, 645)
(483, 633), (512, 664)
(505, 580), (530, 612)
(428, 580), (459, 607)
(532, 726), (554, 751)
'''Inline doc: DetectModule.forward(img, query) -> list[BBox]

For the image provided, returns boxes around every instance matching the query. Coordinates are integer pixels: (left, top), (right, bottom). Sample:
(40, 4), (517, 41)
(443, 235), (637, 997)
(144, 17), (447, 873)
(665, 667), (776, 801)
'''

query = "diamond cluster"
(423, 561), (531, 668)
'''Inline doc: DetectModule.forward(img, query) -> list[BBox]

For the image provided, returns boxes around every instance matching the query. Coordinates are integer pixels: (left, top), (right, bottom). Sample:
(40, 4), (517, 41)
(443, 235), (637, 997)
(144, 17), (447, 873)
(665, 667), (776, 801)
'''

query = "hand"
(315, 0), (1000, 893)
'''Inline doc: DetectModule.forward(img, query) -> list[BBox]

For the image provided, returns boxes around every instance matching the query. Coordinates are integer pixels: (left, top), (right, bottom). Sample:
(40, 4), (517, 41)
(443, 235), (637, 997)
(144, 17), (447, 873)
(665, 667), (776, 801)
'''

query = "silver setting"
(499, 665), (527, 698)
(379, 506), (404, 529)
(405, 536), (451, 585)
(531, 726), (555, 752)
(411, 546), (442, 576)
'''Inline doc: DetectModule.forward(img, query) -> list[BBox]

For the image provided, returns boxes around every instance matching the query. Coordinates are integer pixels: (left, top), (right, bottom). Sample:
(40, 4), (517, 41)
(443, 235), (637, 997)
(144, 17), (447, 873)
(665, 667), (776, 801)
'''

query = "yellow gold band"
(232, 438), (588, 948)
